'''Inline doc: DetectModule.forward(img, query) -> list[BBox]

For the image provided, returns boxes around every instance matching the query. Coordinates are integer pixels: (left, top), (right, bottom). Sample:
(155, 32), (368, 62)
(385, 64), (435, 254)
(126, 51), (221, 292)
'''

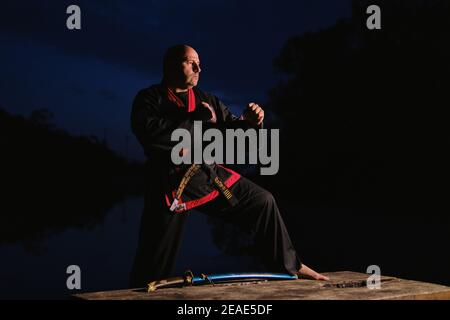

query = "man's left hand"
(243, 102), (264, 126)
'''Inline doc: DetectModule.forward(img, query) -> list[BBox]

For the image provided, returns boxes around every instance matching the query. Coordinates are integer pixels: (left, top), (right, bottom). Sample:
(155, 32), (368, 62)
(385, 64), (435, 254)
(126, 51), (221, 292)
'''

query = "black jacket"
(131, 84), (254, 212)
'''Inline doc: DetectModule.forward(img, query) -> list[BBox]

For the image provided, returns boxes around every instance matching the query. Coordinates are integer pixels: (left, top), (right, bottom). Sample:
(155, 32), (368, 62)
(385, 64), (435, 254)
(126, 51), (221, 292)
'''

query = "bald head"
(163, 45), (201, 90)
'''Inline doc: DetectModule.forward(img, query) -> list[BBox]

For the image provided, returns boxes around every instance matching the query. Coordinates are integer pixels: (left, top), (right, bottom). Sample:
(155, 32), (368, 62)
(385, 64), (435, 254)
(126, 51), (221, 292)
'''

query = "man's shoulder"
(131, 85), (166, 115)
(136, 84), (163, 97)
(133, 84), (165, 106)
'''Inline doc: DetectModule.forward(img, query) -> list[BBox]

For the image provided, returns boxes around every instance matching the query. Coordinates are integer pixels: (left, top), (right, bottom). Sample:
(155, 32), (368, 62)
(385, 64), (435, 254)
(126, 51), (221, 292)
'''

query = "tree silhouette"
(0, 107), (144, 249)
(30, 108), (54, 129)
(262, 0), (450, 213)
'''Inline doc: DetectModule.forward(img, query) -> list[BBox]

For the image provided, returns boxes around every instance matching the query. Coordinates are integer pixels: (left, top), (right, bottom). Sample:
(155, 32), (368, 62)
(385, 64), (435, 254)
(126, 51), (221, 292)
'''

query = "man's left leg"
(198, 176), (302, 275)
(198, 175), (329, 280)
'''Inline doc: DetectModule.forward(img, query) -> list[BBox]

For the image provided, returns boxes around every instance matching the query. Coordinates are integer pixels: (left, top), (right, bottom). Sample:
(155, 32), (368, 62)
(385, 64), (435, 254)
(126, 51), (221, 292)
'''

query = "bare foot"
(297, 264), (330, 281)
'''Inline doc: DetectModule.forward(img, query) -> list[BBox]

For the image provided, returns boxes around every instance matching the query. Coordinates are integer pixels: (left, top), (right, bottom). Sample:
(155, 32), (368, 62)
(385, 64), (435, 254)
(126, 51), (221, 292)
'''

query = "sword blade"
(192, 272), (298, 285)
(147, 272), (297, 292)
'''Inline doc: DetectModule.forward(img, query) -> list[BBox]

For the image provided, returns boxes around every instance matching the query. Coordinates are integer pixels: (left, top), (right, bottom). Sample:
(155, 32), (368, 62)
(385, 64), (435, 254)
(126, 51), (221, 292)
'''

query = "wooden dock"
(73, 271), (450, 300)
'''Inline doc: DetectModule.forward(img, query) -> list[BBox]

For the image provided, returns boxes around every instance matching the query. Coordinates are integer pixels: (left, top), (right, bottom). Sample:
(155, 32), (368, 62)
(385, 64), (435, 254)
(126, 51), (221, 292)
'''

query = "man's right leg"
(129, 197), (187, 288)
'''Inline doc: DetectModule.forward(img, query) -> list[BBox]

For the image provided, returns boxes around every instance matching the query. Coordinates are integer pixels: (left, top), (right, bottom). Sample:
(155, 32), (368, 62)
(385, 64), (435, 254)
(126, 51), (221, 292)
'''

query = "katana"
(147, 270), (298, 292)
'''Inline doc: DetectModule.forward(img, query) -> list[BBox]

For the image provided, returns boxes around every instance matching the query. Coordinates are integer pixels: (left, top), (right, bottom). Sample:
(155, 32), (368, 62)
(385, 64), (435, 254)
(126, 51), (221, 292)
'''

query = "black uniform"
(129, 84), (302, 287)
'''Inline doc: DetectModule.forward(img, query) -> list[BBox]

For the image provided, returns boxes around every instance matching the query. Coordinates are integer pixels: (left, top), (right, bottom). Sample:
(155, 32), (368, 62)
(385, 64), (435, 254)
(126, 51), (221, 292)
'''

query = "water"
(0, 196), (245, 299)
(1, 197), (449, 299)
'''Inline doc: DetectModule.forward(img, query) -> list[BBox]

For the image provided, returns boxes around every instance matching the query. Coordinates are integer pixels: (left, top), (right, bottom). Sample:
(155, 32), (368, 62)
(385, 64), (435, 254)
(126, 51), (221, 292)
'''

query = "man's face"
(179, 47), (201, 88)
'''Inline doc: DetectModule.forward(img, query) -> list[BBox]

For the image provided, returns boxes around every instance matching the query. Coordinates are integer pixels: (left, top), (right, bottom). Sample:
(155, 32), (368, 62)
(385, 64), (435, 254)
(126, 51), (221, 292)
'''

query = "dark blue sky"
(0, 0), (351, 160)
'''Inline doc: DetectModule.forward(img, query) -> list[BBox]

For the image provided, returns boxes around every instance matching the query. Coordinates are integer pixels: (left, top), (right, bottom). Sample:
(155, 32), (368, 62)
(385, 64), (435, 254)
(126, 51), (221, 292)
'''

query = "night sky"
(0, 0), (351, 160)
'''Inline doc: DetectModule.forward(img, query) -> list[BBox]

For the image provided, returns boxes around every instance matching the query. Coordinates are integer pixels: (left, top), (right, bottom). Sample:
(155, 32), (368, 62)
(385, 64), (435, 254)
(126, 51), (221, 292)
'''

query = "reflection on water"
(0, 196), (245, 299)
(0, 196), (142, 299)
(1, 196), (449, 299)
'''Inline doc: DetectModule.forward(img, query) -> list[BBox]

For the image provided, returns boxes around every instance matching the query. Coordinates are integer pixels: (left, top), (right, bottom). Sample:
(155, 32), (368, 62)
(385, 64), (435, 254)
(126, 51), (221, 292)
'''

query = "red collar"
(166, 87), (196, 112)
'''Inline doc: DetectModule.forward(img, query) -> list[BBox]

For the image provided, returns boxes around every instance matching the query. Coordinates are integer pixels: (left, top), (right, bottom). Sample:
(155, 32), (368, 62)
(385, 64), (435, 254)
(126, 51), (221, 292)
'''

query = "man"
(129, 44), (328, 287)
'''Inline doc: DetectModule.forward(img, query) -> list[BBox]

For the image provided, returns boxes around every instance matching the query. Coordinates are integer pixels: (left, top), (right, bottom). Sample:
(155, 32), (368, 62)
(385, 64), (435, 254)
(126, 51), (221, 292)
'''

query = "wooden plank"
(73, 271), (450, 300)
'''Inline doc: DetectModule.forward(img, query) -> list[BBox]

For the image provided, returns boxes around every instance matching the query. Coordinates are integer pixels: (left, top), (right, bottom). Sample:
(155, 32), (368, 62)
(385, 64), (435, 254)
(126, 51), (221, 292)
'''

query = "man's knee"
(254, 189), (276, 208)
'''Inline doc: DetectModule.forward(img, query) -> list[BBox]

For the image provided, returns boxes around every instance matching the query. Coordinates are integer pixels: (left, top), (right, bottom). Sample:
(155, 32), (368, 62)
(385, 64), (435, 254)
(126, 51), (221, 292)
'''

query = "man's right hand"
(201, 101), (217, 123)
(191, 101), (217, 123)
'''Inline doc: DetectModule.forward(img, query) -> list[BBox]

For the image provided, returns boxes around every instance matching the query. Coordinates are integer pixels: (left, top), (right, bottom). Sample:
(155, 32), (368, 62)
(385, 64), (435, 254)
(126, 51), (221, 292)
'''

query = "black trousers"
(129, 175), (302, 287)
